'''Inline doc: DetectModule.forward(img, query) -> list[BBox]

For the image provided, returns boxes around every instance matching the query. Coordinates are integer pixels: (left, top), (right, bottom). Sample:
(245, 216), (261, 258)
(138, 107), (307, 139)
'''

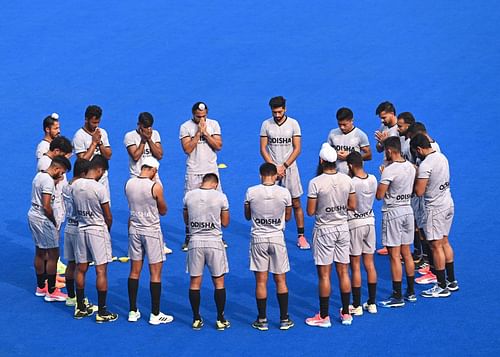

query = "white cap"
(142, 157), (160, 169)
(319, 143), (337, 163)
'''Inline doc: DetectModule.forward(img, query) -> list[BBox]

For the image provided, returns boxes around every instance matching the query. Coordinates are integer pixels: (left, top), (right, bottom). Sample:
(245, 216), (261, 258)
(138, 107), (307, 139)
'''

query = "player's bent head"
(269, 96), (286, 109)
(346, 151), (363, 168)
(259, 162), (277, 177)
(192, 102), (208, 114)
(141, 157), (160, 171)
(407, 122), (427, 138)
(376, 101), (396, 116)
(85, 105), (103, 120)
(336, 107), (354, 122)
(319, 143), (337, 171)
(138, 112), (154, 128)
(202, 173), (219, 184)
(73, 158), (90, 178)
(410, 133), (431, 151)
(397, 112), (416, 125)
(51, 156), (71, 172)
(90, 155), (109, 171)
(49, 136), (72, 155)
(383, 136), (402, 152)
(43, 113), (59, 131)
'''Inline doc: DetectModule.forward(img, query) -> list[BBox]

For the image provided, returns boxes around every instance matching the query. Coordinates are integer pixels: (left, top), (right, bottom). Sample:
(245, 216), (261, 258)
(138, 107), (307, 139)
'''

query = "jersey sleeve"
(123, 131), (136, 148)
(37, 156), (50, 172)
(153, 130), (161, 143)
(244, 188), (251, 204)
(97, 184), (110, 205)
(259, 120), (268, 137)
(358, 129), (370, 147)
(179, 123), (190, 140)
(348, 177), (356, 194)
(380, 167), (394, 186)
(284, 189), (292, 207)
(307, 179), (318, 199)
(292, 119), (301, 136)
(72, 131), (87, 154)
(327, 130), (334, 146)
(417, 161), (432, 179)
(211, 120), (221, 136)
(41, 175), (55, 195)
(100, 129), (110, 147)
(221, 193), (229, 211)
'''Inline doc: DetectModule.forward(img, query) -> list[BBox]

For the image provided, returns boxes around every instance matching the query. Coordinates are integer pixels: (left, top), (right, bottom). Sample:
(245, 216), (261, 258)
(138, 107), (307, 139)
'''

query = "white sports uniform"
(179, 119), (221, 193)
(125, 177), (165, 264)
(348, 174), (377, 255)
(417, 152), (454, 241)
(62, 182), (79, 261)
(260, 116), (303, 198)
(245, 184), (292, 274)
(27, 172), (59, 249)
(380, 161), (416, 247)
(72, 127), (111, 199)
(378, 124), (399, 166)
(184, 188), (229, 277)
(308, 172), (355, 265)
(123, 129), (162, 179)
(35, 140), (50, 160)
(72, 178), (112, 265)
(327, 127), (370, 174)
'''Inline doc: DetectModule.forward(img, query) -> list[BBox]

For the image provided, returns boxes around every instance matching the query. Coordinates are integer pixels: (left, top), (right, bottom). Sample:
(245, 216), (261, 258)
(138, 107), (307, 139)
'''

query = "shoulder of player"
(124, 129), (138, 138)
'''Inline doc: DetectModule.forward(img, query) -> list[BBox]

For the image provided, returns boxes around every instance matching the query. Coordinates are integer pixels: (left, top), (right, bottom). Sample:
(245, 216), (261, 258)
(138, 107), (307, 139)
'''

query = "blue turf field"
(1, 1), (500, 356)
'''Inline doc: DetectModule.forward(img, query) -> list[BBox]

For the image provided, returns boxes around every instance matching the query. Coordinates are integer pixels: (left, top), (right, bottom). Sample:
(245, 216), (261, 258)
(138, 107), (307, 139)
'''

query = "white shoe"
(163, 244), (173, 255)
(128, 309), (141, 322)
(349, 304), (363, 316)
(362, 302), (378, 314)
(149, 312), (174, 325)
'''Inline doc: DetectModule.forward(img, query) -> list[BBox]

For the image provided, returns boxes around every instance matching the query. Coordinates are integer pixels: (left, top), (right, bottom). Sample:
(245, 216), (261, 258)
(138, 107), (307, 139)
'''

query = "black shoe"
(95, 310), (118, 323)
(252, 318), (269, 331)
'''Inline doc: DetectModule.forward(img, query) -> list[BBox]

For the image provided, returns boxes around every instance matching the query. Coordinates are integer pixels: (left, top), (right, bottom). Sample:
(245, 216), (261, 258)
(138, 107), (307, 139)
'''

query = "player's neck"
(261, 179), (275, 186)
(43, 135), (52, 142)
(353, 169), (367, 178)
(86, 170), (100, 181)
(274, 115), (287, 125)
(83, 125), (96, 134)
(323, 168), (337, 174)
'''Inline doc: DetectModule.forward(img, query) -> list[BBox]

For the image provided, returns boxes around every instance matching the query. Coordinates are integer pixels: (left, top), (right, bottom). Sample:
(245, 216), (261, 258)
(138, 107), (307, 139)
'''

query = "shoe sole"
(421, 293), (451, 298)
(416, 279), (437, 285)
(379, 303), (405, 308)
(305, 321), (331, 328)
(150, 318), (174, 325)
(341, 320), (352, 326)
(216, 324), (230, 330)
(297, 245), (311, 250)
(96, 318), (118, 323)
(279, 323), (294, 330)
(44, 297), (67, 302)
(448, 287), (459, 292)
(252, 325), (269, 331)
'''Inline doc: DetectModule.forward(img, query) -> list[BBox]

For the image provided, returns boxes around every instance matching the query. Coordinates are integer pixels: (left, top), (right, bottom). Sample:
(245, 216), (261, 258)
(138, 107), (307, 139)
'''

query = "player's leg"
(421, 237), (450, 298)
(255, 271), (268, 320)
(44, 247), (67, 302)
(212, 274), (228, 329)
(292, 197), (309, 250)
(75, 262), (90, 315)
(442, 236), (458, 290)
(189, 275), (203, 328)
(34, 247), (47, 296)
(379, 245), (405, 308)
(401, 244), (416, 301)
(362, 253), (378, 313)
(317, 264), (332, 317)
(349, 255), (362, 312)
(335, 262), (352, 325)
(127, 259), (143, 321)
(273, 273), (292, 329)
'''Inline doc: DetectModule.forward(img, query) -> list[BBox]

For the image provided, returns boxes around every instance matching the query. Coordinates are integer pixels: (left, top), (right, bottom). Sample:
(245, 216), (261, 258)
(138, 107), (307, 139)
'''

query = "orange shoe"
(376, 247), (388, 255)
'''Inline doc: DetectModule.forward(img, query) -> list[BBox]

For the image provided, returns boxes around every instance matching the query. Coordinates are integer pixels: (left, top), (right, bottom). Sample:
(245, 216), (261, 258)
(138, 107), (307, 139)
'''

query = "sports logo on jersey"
(254, 218), (282, 226)
(190, 221), (216, 229)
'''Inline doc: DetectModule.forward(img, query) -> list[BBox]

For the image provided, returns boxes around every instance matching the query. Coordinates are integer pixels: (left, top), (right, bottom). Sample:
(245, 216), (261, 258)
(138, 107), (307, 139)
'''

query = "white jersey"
(35, 140), (50, 160)
(348, 174), (377, 229)
(414, 140), (441, 165)
(72, 178), (110, 230)
(307, 172), (355, 228)
(124, 129), (162, 177)
(401, 137), (412, 161)
(36, 154), (67, 226)
(62, 182), (78, 228)
(245, 184), (292, 239)
(260, 116), (301, 166)
(327, 127), (370, 174)
(179, 119), (220, 174)
(72, 127), (111, 184)
(417, 151), (453, 209)
(379, 123), (399, 164)
(125, 177), (161, 232)
(380, 160), (415, 211)
(183, 188), (228, 240)
(28, 172), (55, 220)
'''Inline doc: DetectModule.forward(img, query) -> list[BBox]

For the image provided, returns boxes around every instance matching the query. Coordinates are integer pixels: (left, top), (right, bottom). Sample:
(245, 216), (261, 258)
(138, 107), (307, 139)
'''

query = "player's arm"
(259, 136), (273, 163)
(42, 193), (57, 227)
(77, 143), (98, 161)
(203, 134), (222, 151)
(152, 183), (167, 216)
(101, 202), (113, 231)
(98, 143), (112, 160)
(284, 136), (301, 167)
(414, 178), (428, 197)
(285, 206), (293, 221)
(148, 140), (163, 160)
(376, 183), (389, 200)
(347, 192), (357, 210)
(181, 133), (202, 155)
(244, 202), (251, 221)
(183, 208), (189, 225)
(306, 197), (317, 216)
(221, 209), (230, 227)
(126, 143), (146, 161)
(360, 145), (372, 161)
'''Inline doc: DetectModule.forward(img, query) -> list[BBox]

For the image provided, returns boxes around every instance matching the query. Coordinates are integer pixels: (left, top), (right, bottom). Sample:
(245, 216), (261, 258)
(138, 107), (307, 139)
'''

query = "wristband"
(283, 162), (289, 169)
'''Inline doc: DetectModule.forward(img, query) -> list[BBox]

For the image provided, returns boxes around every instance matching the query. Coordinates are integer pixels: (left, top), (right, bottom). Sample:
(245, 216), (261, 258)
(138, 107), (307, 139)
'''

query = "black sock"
(277, 292), (289, 320)
(352, 286), (361, 307)
(406, 275), (415, 295)
(47, 274), (56, 294)
(214, 288), (226, 321)
(341, 292), (350, 315)
(392, 281), (402, 298)
(297, 227), (305, 235)
(367, 283), (377, 305)
(256, 298), (267, 320)
(436, 269), (446, 289)
(189, 289), (201, 320)
(319, 296), (329, 318)
(36, 274), (45, 289)
(97, 290), (107, 314)
(76, 288), (85, 310)
(421, 239), (432, 261)
(128, 278), (139, 312)
(445, 262), (455, 282)
(150, 282), (161, 316)
(413, 231), (422, 256)
(66, 278), (75, 298)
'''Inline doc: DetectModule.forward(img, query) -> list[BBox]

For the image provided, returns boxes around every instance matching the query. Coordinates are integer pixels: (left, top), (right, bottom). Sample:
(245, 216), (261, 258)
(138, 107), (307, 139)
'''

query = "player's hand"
(277, 165), (286, 178)
(92, 128), (102, 144)
(379, 165), (385, 174)
(142, 127), (153, 140)
(337, 150), (348, 160)
(198, 118), (207, 135)
(374, 130), (388, 143)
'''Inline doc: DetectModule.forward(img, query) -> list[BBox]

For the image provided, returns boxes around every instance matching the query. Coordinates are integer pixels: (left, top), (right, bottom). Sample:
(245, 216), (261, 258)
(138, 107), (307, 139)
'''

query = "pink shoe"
(377, 247), (388, 255)
(339, 310), (353, 326)
(297, 235), (311, 250)
(418, 265), (430, 275)
(44, 288), (68, 302)
(305, 313), (331, 328)
(416, 272), (437, 285)
(35, 282), (48, 297)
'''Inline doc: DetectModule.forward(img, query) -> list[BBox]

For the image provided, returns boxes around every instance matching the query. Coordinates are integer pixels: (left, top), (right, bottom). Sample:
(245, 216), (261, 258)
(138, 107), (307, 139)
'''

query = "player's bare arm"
(203, 133), (222, 152)
(183, 208), (189, 225)
(244, 202), (251, 220)
(414, 178), (428, 197)
(181, 132), (202, 154)
(98, 142), (112, 160)
(281, 135), (301, 170)
(285, 206), (293, 221)
(306, 197), (317, 216)
(347, 192), (357, 210)
(375, 183), (389, 200)
(153, 183), (167, 215)
(221, 210), (230, 227)
(259, 136), (273, 164)
(42, 192), (57, 227)
(360, 145), (372, 161)
(101, 202), (113, 231)
(127, 142), (146, 161)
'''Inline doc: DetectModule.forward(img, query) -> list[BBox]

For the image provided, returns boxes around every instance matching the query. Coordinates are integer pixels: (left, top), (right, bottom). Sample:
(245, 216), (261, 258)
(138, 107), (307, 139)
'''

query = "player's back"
(184, 188), (228, 239)
(72, 178), (109, 229)
(380, 161), (415, 211)
(349, 174), (377, 228)
(125, 177), (160, 231)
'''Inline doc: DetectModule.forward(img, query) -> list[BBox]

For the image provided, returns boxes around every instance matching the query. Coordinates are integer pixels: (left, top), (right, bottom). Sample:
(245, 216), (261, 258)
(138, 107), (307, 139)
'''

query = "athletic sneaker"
(376, 247), (388, 255)
(378, 295), (405, 308)
(416, 272), (437, 284)
(421, 284), (451, 298)
(362, 302), (377, 314)
(252, 318), (269, 331)
(83, 298), (98, 312)
(446, 280), (459, 292)
(415, 259), (428, 270)
(182, 237), (189, 252)
(418, 265), (430, 275)
(56, 275), (66, 283)
(412, 251), (422, 263)
(149, 312), (174, 325)
(216, 319), (231, 330)
(57, 260), (67, 275)
(192, 318), (204, 330)
(74, 306), (95, 319)
(65, 296), (77, 306)
(296, 235), (310, 250)
(163, 244), (173, 255)
(404, 292), (417, 303)
(340, 311), (353, 326)
(305, 313), (331, 328)
(44, 288), (68, 302)
(96, 310), (118, 323)
(55, 280), (66, 289)
(349, 304), (363, 316)
(279, 318), (294, 330)
(128, 309), (141, 322)
(35, 283), (48, 297)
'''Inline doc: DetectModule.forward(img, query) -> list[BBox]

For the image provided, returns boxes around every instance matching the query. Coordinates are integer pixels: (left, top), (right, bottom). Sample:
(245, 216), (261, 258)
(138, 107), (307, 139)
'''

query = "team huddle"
(28, 97), (458, 330)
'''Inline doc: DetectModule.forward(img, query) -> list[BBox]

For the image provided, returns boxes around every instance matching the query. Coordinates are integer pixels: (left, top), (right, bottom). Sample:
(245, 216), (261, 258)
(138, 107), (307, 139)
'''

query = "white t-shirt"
(125, 177), (161, 232)
(348, 174), (377, 229)
(28, 172), (55, 220)
(72, 178), (110, 230)
(260, 116), (301, 166)
(417, 151), (453, 209)
(35, 140), (50, 160)
(123, 129), (162, 177)
(327, 127), (370, 174)
(380, 160), (415, 211)
(72, 127), (111, 184)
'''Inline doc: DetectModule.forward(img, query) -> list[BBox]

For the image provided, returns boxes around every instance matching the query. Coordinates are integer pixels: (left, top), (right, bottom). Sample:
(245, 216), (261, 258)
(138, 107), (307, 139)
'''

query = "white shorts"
(349, 225), (376, 256)
(28, 214), (59, 249)
(312, 224), (350, 265)
(75, 227), (113, 265)
(411, 195), (426, 229)
(64, 222), (79, 261)
(249, 236), (290, 274)
(382, 208), (414, 247)
(128, 228), (166, 264)
(277, 164), (303, 199)
(184, 171), (222, 193)
(423, 205), (454, 241)
(187, 239), (228, 277)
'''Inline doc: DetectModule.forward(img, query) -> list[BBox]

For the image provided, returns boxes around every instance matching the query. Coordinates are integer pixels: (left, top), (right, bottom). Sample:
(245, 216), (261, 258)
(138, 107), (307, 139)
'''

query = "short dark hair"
(269, 96), (286, 108)
(85, 105), (102, 119)
(316, 158), (336, 176)
(397, 112), (416, 125)
(49, 136), (72, 154)
(407, 122), (427, 137)
(90, 154), (109, 171)
(259, 163), (277, 176)
(51, 156), (71, 172)
(410, 133), (431, 150)
(192, 102), (208, 113)
(336, 107), (353, 121)
(346, 151), (363, 168)
(376, 101), (396, 115)
(43, 114), (59, 131)
(138, 112), (154, 127)
(202, 173), (219, 184)
(73, 158), (90, 177)
(383, 136), (401, 151)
